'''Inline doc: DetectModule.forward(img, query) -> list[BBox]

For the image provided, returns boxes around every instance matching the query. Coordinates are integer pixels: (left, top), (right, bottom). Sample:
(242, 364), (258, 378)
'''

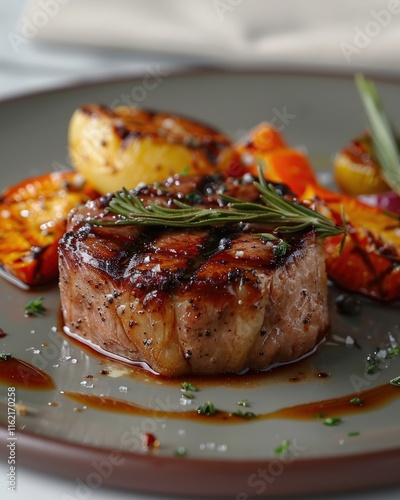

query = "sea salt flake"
(117, 305), (126, 316)
(80, 381), (94, 389)
(376, 350), (387, 359)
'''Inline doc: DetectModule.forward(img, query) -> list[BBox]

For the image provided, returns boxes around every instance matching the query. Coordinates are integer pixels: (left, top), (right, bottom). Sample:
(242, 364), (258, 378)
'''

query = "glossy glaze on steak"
(58, 174), (329, 376)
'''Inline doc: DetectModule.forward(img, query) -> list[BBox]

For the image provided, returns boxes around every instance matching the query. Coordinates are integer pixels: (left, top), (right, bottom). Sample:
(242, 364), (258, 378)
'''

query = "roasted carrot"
(0, 171), (99, 287)
(228, 123), (319, 196)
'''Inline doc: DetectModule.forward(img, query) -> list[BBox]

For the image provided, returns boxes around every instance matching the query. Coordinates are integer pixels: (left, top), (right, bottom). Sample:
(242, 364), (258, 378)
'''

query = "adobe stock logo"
(213, 0), (244, 21)
(8, 0), (70, 53)
(340, 1), (400, 62)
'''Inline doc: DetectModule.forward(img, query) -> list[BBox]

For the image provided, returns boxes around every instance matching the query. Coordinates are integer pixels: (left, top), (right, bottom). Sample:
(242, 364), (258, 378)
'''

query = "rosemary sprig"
(355, 73), (400, 194)
(90, 169), (346, 242)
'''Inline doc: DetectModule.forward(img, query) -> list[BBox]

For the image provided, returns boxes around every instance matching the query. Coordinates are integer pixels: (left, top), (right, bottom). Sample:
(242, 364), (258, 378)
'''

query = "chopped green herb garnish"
(274, 240), (291, 257)
(350, 397), (363, 406)
(365, 365), (377, 375)
(181, 381), (197, 392)
(175, 446), (186, 457)
(313, 413), (326, 419)
(0, 352), (12, 361)
(390, 376), (400, 387)
(24, 296), (46, 317)
(256, 233), (291, 257)
(365, 354), (378, 375)
(237, 399), (250, 407)
(364, 338), (399, 376)
(274, 439), (291, 456)
(348, 431), (360, 437)
(182, 392), (195, 400)
(387, 345), (400, 358)
(323, 417), (342, 426)
(256, 234), (292, 257)
(197, 401), (216, 416)
(232, 410), (257, 419)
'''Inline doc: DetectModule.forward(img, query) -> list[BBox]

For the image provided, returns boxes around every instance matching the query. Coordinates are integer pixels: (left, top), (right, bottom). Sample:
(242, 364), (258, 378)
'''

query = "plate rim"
(1, 66), (400, 107)
(1, 426), (400, 497)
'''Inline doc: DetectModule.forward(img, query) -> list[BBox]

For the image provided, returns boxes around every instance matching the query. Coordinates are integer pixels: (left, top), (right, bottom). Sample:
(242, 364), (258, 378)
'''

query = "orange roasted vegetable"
(0, 171), (99, 287)
(226, 122), (319, 197)
(227, 123), (400, 302)
(313, 191), (400, 302)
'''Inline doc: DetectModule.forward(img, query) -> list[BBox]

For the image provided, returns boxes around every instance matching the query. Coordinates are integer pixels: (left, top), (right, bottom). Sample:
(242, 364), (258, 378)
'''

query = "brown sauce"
(270, 383), (399, 420)
(0, 357), (55, 390)
(64, 383), (400, 424)
(59, 311), (325, 389)
(68, 333), (323, 389)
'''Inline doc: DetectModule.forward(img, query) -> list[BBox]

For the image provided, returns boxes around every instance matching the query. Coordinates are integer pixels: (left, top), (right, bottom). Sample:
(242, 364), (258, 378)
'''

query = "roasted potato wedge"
(334, 134), (390, 196)
(69, 105), (233, 194)
(0, 171), (99, 287)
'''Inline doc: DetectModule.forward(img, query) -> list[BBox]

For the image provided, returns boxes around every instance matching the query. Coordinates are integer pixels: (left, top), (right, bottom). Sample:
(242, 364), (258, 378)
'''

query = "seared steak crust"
(59, 175), (329, 376)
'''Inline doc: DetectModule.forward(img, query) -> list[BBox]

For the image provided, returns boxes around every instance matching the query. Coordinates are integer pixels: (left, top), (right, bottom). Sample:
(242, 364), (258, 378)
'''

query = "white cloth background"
(1, 0), (400, 100)
(17, 0), (400, 71)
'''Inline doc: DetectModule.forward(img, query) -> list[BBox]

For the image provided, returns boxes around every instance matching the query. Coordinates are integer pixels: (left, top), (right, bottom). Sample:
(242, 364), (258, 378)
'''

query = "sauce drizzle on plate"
(0, 357), (55, 390)
(64, 382), (400, 424)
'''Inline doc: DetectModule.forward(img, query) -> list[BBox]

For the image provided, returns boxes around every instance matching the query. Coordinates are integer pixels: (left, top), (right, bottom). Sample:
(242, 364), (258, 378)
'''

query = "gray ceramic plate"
(0, 72), (399, 497)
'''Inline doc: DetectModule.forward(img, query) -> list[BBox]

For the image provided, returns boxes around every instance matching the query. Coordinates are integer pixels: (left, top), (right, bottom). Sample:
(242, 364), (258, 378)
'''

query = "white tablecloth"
(1, 2), (400, 499)
(2, 0), (400, 101)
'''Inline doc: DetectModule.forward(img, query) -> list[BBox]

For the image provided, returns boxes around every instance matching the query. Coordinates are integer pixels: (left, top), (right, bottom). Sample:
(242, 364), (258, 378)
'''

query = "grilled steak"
(58, 174), (329, 376)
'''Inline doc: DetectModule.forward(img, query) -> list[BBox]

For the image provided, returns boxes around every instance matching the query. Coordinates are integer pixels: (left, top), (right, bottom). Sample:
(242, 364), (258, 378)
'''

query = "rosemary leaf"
(90, 170), (346, 244)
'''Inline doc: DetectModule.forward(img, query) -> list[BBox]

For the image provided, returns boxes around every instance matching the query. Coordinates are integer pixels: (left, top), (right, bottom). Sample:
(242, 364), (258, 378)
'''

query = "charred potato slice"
(68, 105), (233, 194)
(0, 171), (99, 287)
(334, 134), (390, 196)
